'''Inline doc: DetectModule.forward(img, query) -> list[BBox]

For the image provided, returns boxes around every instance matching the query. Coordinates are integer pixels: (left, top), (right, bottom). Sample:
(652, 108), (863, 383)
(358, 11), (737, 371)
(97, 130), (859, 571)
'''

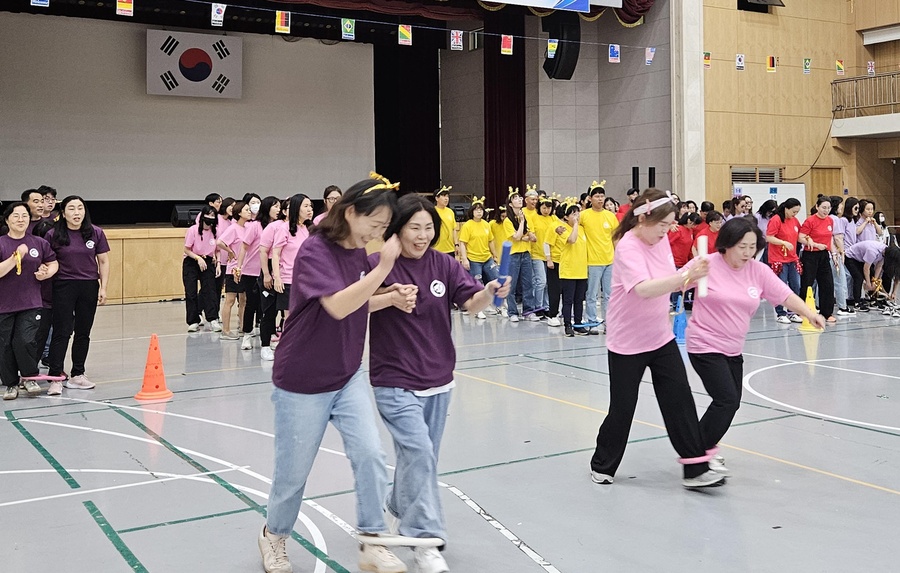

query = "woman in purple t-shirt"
(589, 189), (725, 489)
(684, 217), (824, 476)
(367, 195), (509, 572)
(46, 196), (110, 393)
(0, 203), (58, 400)
(258, 176), (410, 573)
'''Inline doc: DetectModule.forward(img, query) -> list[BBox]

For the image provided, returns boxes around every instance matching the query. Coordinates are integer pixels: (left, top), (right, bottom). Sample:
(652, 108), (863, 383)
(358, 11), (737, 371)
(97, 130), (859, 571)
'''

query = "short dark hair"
(21, 189), (41, 202)
(314, 178), (398, 243)
(205, 193), (222, 205)
(219, 197), (235, 218)
(700, 201), (715, 212)
(3, 201), (29, 222)
(705, 210), (724, 224)
(385, 193), (441, 247)
(757, 199), (778, 217)
(466, 203), (486, 220)
(323, 185), (342, 200)
(679, 212), (701, 226)
(716, 216), (765, 253)
(589, 186), (605, 198)
(37, 185), (57, 198)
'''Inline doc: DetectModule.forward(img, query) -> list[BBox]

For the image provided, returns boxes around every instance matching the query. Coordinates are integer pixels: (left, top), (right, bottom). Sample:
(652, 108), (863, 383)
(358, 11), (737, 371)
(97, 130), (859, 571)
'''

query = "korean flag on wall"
(147, 30), (242, 99)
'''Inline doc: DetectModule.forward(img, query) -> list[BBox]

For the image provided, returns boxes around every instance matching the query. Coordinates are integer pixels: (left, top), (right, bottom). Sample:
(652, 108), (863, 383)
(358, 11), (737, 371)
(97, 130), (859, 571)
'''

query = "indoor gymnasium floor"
(1, 301), (898, 572)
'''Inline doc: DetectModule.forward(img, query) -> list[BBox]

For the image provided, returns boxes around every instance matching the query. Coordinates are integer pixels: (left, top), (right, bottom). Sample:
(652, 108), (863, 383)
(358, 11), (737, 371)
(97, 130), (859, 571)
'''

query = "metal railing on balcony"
(832, 72), (900, 118)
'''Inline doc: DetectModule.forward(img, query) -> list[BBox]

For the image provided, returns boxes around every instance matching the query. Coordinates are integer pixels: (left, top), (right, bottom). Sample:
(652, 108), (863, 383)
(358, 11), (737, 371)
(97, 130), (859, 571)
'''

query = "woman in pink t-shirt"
(216, 201), (251, 339)
(271, 194), (314, 323)
(182, 205), (221, 332)
(258, 199), (288, 361)
(235, 196), (280, 350)
(313, 185), (342, 226)
(684, 217), (824, 476)
(589, 189), (724, 489)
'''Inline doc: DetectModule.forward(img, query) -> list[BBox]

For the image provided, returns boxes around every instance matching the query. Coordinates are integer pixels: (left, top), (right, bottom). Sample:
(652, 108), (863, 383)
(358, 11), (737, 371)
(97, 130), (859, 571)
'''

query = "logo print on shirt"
(208, 239), (216, 246)
(430, 279), (446, 298)
(827, 226), (832, 231)
(747, 286), (760, 299)
(29, 248), (39, 258)
(86, 240), (95, 249)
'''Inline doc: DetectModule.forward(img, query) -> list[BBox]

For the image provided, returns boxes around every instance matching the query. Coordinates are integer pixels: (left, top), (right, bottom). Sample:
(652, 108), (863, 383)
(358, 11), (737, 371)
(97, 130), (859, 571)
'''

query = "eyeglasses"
(325, 197), (340, 203)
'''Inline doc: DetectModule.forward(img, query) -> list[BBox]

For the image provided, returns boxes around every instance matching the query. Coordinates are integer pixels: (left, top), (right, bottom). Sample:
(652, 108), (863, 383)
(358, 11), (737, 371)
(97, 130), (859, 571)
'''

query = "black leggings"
(48, 280), (99, 378)
(546, 263), (561, 318)
(561, 278), (587, 327)
(845, 257), (866, 304)
(241, 274), (260, 334)
(689, 352), (744, 449)
(590, 340), (709, 479)
(0, 309), (41, 386)
(800, 250), (834, 318)
(258, 274), (278, 347)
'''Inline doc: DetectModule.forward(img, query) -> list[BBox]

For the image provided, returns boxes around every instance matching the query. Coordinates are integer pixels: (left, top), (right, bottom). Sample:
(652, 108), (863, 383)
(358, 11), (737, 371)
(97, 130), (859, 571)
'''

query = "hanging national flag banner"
(341, 19), (355, 41)
(703, 52), (711, 69)
(608, 44), (620, 63)
(275, 11), (290, 34)
(398, 25), (412, 46)
(736, 53), (745, 71)
(450, 30), (464, 51)
(211, 3), (226, 27)
(803, 58), (811, 75)
(767, 56), (777, 73)
(30, 0), (50, 7)
(147, 29), (242, 99)
(645, 47), (655, 65)
(501, 35), (513, 56)
(867, 60), (875, 76)
(548, 39), (558, 59)
(836, 59), (844, 75)
(116, 0), (133, 17)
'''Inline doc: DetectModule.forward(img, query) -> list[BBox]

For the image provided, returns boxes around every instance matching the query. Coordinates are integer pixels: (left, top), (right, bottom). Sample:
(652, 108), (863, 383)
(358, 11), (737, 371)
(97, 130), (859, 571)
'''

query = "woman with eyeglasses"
(314, 185), (343, 226)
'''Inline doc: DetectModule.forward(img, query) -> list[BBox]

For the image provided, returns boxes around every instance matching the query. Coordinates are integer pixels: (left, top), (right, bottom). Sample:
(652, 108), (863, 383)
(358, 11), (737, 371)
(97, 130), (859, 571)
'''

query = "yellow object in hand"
(13, 250), (22, 275)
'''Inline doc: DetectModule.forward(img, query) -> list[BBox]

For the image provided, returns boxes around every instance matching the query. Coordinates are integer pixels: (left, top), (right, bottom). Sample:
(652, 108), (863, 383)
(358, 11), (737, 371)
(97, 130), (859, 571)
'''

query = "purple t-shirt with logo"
(368, 249), (482, 391)
(272, 233), (370, 394)
(46, 225), (110, 281)
(0, 234), (57, 314)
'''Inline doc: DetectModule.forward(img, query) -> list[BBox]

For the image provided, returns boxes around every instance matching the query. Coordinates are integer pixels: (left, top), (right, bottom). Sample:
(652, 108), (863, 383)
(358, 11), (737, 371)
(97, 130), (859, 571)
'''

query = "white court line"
(0, 467), (244, 508)
(742, 356), (900, 432)
(743, 352), (900, 382)
(49, 397), (565, 572)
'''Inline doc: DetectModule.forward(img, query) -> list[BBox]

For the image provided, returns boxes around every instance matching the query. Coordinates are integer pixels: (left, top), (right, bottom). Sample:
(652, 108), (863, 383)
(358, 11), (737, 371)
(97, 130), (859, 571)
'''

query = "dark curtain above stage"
(373, 44), (441, 195)
(483, 13), (526, 209)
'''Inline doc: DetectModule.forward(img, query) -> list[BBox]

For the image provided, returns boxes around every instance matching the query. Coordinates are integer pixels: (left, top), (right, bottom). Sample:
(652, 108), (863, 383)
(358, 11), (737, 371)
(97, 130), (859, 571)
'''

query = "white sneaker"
(258, 525), (292, 573)
(775, 315), (791, 325)
(251, 327), (260, 337)
(414, 547), (448, 573)
(187, 323), (200, 332)
(23, 379), (42, 396)
(526, 314), (541, 322)
(509, 314), (519, 322)
(359, 544), (407, 573)
(261, 347), (275, 361)
(590, 471), (613, 485)
(475, 311), (487, 319)
(499, 307), (508, 318)
(682, 470), (726, 489)
(547, 317), (562, 327)
(210, 319), (223, 332)
(220, 331), (241, 340)
(789, 314), (803, 323)
(241, 334), (253, 350)
(483, 306), (498, 315)
(708, 455), (730, 476)
(65, 375), (95, 390)
(47, 381), (63, 396)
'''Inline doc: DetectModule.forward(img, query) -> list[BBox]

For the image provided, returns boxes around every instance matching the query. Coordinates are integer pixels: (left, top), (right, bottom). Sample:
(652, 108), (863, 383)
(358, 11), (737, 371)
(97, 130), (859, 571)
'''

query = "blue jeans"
(266, 368), (389, 536)
(374, 386), (451, 542)
(505, 252), (536, 316)
(531, 259), (548, 312)
(585, 264), (613, 323)
(468, 258), (498, 285)
(775, 262), (801, 316)
(831, 256), (847, 309)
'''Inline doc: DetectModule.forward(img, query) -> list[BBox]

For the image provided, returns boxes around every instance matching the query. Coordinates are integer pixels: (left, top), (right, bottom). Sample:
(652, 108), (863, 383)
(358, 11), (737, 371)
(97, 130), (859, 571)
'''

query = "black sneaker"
(856, 304), (870, 313)
(587, 328), (600, 336)
(573, 326), (590, 335)
(565, 326), (575, 337)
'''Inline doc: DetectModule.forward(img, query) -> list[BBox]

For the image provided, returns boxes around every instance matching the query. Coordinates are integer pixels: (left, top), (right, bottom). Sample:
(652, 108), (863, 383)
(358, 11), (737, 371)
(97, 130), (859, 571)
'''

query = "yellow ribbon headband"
(363, 171), (400, 194)
(471, 196), (486, 207)
(507, 186), (520, 200)
(589, 179), (607, 192)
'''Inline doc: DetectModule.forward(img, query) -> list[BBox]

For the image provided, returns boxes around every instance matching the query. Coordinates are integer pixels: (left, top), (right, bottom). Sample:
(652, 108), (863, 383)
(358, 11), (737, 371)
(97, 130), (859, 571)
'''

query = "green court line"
(117, 506), (259, 534)
(111, 406), (352, 573)
(84, 500), (149, 573)
(5, 410), (80, 489)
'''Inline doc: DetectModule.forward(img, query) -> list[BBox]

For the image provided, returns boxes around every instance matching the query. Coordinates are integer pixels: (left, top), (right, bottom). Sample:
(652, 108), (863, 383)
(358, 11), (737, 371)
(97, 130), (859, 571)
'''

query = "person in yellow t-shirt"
(554, 202), (589, 337)
(490, 206), (507, 264)
(543, 201), (567, 327)
(459, 198), (499, 318)
(501, 190), (537, 321)
(433, 187), (457, 256)
(522, 187), (547, 317)
(579, 184), (618, 329)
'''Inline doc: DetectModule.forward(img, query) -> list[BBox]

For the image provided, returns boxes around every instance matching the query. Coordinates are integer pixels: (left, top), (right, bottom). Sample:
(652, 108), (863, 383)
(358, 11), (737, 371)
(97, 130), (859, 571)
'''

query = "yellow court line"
(453, 370), (900, 497)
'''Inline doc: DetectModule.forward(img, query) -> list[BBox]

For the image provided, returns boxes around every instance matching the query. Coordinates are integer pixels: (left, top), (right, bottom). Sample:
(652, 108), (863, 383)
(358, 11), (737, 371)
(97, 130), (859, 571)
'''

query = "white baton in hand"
(696, 235), (708, 298)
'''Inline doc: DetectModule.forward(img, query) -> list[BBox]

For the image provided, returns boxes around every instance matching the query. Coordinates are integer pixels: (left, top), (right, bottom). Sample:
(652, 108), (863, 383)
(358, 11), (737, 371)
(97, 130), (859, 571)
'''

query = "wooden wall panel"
(105, 239), (124, 304)
(121, 237), (185, 303)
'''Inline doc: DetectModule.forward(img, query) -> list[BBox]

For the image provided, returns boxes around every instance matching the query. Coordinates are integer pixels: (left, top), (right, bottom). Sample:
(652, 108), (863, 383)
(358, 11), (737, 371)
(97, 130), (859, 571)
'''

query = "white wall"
(0, 12), (375, 202)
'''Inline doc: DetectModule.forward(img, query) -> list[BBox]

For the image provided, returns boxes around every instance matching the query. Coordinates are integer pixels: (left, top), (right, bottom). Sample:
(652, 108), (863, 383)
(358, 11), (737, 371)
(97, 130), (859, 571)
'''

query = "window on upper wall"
(737, 0), (783, 14)
(731, 167), (784, 183)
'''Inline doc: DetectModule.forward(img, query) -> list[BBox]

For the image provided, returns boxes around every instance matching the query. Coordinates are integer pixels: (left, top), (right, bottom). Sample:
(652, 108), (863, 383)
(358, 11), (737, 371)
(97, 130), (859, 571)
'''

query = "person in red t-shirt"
(615, 188), (640, 221)
(693, 210), (723, 257)
(799, 196), (836, 322)
(669, 212), (701, 308)
(766, 198), (802, 324)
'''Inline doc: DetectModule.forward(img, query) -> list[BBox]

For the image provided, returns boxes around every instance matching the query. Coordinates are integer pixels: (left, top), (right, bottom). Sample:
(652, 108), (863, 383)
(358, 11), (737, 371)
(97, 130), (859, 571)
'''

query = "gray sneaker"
(3, 386), (18, 401)
(23, 379), (42, 396)
(708, 455), (730, 476)
(65, 375), (95, 390)
(682, 470), (726, 488)
(258, 525), (292, 573)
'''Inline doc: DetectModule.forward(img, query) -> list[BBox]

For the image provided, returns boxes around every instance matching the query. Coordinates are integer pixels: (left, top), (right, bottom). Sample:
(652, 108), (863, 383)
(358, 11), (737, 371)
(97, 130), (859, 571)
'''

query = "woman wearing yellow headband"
(458, 198), (499, 319)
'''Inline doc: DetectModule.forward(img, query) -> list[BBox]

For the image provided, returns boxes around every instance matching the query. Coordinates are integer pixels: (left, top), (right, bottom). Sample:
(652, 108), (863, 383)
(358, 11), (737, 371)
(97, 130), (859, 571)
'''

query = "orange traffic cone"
(135, 334), (173, 401)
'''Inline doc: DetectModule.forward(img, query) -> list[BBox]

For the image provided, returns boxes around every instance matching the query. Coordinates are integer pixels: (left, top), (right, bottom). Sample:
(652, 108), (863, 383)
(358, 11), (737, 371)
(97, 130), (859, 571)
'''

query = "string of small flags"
(705, 52), (874, 77)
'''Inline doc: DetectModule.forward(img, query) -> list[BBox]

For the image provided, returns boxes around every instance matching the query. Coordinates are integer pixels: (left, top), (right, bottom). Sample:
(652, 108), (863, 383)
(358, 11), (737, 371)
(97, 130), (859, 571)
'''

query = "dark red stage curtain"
(373, 43), (441, 195)
(483, 13), (526, 209)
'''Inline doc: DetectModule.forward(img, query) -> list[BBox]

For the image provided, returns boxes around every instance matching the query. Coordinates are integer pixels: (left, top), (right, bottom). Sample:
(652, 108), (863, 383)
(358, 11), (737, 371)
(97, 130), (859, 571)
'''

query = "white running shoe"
(47, 381), (63, 396)
(475, 311), (487, 319)
(509, 315), (520, 322)
(682, 470), (726, 488)
(187, 323), (200, 332)
(261, 347), (275, 361)
(359, 544), (407, 573)
(546, 317), (562, 327)
(414, 547), (448, 573)
(65, 375), (95, 390)
(241, 334), (253, 350)
(789, 314), (803, 323)
(590, 471), (613, 485)
(775, 315), (791, 325)
(210, 319), (223, 332)
(258, 525), (292, 573)
(708, 455), (730, 476)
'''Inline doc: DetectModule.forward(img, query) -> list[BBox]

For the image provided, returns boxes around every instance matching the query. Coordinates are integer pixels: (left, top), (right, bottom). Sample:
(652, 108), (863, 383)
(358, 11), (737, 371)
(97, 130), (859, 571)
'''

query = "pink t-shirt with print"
(272, 224), (310, 285)
(606, 231), (678, 355)
(184, 225), (217, 258)
(684, 252), (793, 356)
(217, 223), (246, 276)
(240, 221), (263, 277)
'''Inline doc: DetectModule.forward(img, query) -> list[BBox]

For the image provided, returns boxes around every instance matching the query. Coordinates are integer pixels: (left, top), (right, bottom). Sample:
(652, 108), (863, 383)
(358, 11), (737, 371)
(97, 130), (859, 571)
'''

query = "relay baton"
(493, 241), (513, 307)
(696, 235), (708, 298)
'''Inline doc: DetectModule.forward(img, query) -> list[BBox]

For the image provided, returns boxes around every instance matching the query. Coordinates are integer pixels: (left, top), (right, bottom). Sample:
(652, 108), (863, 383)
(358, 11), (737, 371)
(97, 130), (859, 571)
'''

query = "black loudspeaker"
(171, 204), (203, 227)
(648, 167), (656, 188)
(542, 12), (581, 80)
(632, 166), (640, 190)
